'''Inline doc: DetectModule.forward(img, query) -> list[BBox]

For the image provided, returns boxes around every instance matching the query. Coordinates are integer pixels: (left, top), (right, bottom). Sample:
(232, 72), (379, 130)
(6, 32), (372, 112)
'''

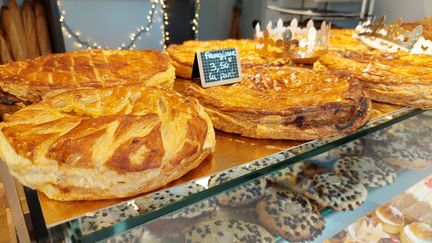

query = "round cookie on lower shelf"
(334, 156), (396, 188)
(266, 162), (307, 187)
(134, 183), (217, 237)
(328, 139), (365, 158)
(300, 173), (368, 211)
(372, 137), (432, 169)
(184, 219), (274, 243)
(375, 205), (405, 234)
(208, 167), (267, 207)
(400, 222), (432, 243)
(256, 188), (325, 242)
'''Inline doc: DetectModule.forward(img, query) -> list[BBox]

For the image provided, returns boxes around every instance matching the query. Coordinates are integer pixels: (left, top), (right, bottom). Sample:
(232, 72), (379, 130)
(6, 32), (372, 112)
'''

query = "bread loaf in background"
(0, 28), (13, 63)
(22, 0), (39, 58)
(1, 6), (27, 60)
(34, 1), (51, 55)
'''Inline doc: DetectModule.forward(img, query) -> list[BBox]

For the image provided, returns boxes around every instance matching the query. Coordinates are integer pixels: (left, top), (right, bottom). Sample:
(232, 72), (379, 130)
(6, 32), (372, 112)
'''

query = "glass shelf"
(64, 109), (432, 243)
(38, 107), (430, 242)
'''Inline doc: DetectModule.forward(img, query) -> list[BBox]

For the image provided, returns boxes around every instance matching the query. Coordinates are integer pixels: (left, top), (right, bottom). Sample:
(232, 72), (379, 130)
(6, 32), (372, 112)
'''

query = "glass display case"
(4, 106), (430, 242)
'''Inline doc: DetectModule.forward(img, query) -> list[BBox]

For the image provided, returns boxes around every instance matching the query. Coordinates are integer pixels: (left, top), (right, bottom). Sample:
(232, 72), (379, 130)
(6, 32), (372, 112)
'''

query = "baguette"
(1, 6), (27, 60)
(0, 28), (13, 63)
(34, 1), (51, 55)
(6, 0), (28, 59)
(22, 0), (39, 58)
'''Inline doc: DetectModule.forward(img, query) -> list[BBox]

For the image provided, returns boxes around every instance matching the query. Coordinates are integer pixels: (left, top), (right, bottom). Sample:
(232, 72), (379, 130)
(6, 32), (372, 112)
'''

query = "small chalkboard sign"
(192, 48), (242, 88)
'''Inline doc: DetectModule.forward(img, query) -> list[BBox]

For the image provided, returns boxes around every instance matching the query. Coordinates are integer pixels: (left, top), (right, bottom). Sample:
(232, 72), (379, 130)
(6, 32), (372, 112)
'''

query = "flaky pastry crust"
(0, 87), (215, 200)
(0, 50), (175, 107)
(318, 50), (432, 109)
(175, 66), (371, 140)
(167, 39), (286, 79)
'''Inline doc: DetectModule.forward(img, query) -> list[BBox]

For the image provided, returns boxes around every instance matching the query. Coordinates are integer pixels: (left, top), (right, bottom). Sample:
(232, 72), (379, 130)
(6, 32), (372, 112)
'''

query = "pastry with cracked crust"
(334, 156), (396, 188)
(175, 65), (371, 140)
(0, 86), (215, 200)
(184, 219), (275, 243)
(400, 222), (432, 243)
(256, 188), (325, 242)
(208, 167), (266, 207)
(167, 39), (288, 79)
(0, 49), (175, 110)
(300, 173), (368, 211)
(318, 50), (432, 109)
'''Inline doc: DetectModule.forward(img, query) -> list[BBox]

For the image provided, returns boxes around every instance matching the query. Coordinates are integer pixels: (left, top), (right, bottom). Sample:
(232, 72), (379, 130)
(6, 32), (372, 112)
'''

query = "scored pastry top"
(0, 50), (175, 104)
(0, 86), (215, 200)
(319, 50), (432, 85)
(178, 65), (364, 115)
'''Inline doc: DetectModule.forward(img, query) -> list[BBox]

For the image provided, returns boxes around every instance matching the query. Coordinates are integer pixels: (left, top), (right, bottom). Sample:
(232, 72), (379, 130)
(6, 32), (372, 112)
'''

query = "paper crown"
(254, 18), (331, 58)
(356, 16), (432, 54)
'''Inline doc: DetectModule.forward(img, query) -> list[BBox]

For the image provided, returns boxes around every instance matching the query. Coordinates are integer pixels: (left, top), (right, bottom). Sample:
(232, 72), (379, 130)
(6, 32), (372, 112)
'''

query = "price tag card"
(192, 48), (242, 88)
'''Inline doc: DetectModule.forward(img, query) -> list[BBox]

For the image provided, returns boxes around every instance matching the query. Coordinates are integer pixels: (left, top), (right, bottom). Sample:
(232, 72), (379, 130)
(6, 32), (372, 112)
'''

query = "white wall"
(374, 0), (432, 22)
(60, 0), (164, 51)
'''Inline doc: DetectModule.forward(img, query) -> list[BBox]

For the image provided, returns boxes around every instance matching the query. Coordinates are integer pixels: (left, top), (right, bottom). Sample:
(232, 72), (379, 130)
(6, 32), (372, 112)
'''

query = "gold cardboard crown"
(356, 16), (432, 54)
(254, 18), (331, 60)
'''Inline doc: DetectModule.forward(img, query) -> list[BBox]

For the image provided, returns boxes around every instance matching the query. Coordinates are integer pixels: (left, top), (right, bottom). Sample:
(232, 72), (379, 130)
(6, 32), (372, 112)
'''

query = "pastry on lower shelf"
(400, 222), (432, 243)
(328, 139), (365, 158)
(334, 156), (396, 188)
(388, 193), (418, 212)
(300, 173), (368, 211)
(256, 187), (325, 242)
(403, 201), (432, 225)
(266, 162), (307, 186)
(135, 183), (217, 237)
(0, 86), (215, 200)
(318, 50), (432, 109)
(0, 50), (175, 110)
(346, 217), (390, 243)
(176, 65), (371, 140)
(184, 219), (275, 243)
(167, 39), (287, 79)
(375, 205), (405, 234)
(79, 203), (139, 235)
(208, 167), (267, 207)
(371, 134), (432, 169)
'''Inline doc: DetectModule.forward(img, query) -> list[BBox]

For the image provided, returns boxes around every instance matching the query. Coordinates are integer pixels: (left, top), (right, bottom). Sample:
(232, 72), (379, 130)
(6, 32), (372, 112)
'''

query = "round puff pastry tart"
(0, 86), (215, 201)
(176, 65), (371, 140)
(0, 50), (175, 107)
(167, 39), (282, 79)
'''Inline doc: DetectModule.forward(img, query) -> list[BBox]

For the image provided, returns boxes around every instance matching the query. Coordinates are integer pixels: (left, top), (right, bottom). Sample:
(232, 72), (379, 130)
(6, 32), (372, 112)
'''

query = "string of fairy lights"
(57, 0), (201, 50)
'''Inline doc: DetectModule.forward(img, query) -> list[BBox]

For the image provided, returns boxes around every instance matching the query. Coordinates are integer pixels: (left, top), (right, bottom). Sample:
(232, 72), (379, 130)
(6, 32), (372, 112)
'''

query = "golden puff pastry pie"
(167, 39), (285, 79)
(0, 86), (215, 201)
(318, 50), (432, 109)
(0, 49), (175, 108)
(175, 66), (371, 140)
(329, 29), (369, 51)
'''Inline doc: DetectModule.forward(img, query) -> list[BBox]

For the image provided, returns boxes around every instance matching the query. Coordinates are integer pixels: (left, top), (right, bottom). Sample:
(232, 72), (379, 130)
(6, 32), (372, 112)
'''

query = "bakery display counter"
(17, 107), (426, 242)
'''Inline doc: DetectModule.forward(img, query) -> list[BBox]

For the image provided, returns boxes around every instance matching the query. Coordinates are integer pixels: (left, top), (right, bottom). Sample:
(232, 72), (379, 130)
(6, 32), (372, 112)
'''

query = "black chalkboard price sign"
(192, 48), (242, 88)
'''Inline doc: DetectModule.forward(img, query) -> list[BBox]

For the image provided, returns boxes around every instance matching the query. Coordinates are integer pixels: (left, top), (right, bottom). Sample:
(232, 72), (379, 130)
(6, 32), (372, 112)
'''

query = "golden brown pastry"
(0, 86), (215, 201)
(175, 65), (371, 140)
(375, 205), (405, 234)
(318, 50), (432, 109)
(34, 1), (51, 55)
(22, 0), (40, 58)
(400, 222), (432, 243)
(402, 17), (432, 40)
(0, 49), (175, 108)
(1, 5), (27, 60)
(329, 29), (368, 51)
(167, 39), (286, 79)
